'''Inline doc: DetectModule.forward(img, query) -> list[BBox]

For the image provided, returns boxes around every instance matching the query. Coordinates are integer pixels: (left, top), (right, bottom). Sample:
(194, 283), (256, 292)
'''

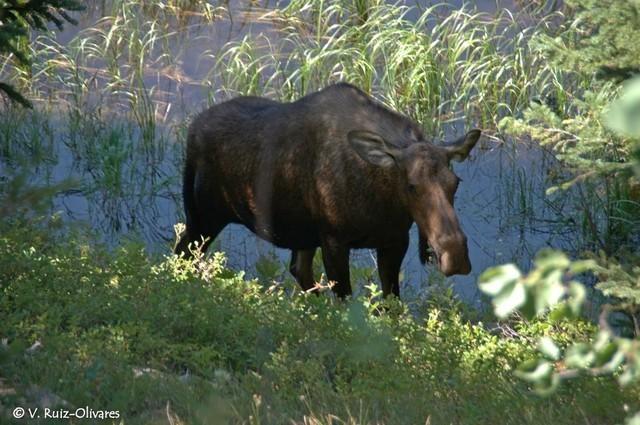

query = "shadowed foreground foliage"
(0, 218), (637, 424)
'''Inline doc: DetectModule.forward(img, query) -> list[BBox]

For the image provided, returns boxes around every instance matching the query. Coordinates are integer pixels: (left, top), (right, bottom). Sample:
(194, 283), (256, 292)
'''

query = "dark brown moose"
(175, 83), (481, 298)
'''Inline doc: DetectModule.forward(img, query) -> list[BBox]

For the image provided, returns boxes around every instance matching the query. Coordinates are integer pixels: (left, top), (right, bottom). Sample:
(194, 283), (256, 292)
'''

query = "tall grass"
(1, 0), (574, 145)
(209, 1), (573, 133)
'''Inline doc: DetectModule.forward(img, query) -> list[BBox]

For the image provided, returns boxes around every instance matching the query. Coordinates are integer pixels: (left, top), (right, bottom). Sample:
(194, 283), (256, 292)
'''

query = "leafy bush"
(482, 2), (640, 419)
(0, 218), (636, 424)
(479, 249), (640, 421)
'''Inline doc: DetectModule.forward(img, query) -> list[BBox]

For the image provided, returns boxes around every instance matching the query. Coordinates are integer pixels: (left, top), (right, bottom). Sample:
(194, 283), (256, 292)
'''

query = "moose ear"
(348, 130), (402, 168)
(443, 129), (481, 162)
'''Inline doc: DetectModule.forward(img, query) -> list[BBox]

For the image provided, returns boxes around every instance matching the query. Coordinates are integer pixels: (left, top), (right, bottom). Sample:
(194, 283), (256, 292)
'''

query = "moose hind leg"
(178, 167), (233, 257)
(175, 218), (227, 258)
(289, 249), (317, 291)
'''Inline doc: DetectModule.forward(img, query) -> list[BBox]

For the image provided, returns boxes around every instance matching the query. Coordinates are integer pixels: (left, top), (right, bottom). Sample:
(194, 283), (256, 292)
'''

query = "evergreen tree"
(0, 0), (84, 107)
(535, 0), (640, 83)
(501, 0), (640, 253)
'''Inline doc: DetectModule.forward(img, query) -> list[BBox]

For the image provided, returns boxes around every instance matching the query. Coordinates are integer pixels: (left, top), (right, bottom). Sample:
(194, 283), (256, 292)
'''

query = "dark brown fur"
(175, 83), (481, 298)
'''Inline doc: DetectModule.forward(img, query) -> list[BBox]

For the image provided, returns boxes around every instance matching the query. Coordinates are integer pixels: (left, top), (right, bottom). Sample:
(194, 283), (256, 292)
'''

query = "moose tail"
(174, 140), (198, 256)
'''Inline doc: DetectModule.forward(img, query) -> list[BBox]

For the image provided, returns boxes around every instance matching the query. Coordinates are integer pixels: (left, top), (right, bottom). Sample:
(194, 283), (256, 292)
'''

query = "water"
(0, 0), (575, 302)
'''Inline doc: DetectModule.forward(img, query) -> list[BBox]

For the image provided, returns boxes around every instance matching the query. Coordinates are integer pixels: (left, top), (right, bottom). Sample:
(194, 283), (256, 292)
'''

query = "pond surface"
(1, 0), (576, 303)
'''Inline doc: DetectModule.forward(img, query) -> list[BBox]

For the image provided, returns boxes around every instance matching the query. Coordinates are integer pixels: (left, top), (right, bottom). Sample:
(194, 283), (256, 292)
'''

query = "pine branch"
(0, 82), (33, 108)
(0, 0), (84, 108)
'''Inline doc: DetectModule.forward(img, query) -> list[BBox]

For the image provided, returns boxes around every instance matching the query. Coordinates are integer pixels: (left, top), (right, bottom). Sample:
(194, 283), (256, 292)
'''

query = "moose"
(175, 83), (481, 298)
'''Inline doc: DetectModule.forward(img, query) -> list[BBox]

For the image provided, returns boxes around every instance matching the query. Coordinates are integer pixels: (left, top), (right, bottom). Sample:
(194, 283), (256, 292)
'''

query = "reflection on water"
(1, 0), (573, 302)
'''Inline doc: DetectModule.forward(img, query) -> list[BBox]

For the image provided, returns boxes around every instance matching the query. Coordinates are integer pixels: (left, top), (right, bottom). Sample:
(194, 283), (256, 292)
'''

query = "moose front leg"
(320, 237), (352, 299)
(289, 248), (317, 292)
(376, 237), (409, 298)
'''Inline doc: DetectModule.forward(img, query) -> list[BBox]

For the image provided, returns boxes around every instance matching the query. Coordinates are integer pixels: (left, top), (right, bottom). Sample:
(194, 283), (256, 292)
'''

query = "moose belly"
(243, 216), (320, 249)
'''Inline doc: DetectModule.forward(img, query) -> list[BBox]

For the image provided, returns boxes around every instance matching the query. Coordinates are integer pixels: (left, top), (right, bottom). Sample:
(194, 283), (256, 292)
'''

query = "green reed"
(211, 1), (574, 134)
(1, 0), (574, 146)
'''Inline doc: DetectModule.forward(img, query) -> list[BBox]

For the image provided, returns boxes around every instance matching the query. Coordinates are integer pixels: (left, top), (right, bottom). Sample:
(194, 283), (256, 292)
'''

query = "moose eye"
(407, 183), (418, 194)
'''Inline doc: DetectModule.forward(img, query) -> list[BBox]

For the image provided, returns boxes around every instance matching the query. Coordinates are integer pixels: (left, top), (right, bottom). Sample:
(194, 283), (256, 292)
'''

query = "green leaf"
(538, 337), (561, 361)
(478, 264), (521, 296)
(534, 277), (565, 316)
(515, 359), (553, 383)
(568, 259), (597, 274)
(494, 280), (527, 319)
(597, 343), (625, 372)
(567, 281), (586, 316)
(534, 250), (569, 269)
(565, 343), (595, 369)
(625, 411), (640, 425)
(533, 372), (560, 397)
(548, 304), (572, 322)
(533, 249), (570, 270)
(606, 77), (640, 137)
(619, 367), (638, 386)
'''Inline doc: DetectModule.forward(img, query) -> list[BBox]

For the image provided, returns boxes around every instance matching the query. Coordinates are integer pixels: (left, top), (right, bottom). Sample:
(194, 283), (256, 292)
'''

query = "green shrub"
(0, 219), (636, 424)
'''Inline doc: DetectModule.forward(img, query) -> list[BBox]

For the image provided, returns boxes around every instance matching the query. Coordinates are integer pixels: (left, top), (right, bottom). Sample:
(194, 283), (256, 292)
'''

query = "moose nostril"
(440, 250), (472, 276)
